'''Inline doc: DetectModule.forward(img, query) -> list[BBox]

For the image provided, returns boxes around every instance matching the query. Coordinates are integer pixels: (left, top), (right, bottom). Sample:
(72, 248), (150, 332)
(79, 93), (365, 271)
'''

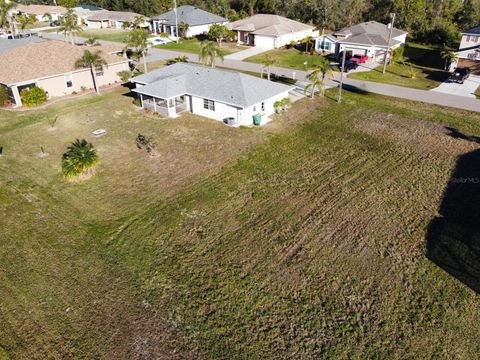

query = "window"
(95, 65), (104, 77)
(203, 99), (215, 111)
(65, 73), (73, 88)
(319, 41), (331, 50)
(261, 102), (265, 112)
(253, 105), (256, 112)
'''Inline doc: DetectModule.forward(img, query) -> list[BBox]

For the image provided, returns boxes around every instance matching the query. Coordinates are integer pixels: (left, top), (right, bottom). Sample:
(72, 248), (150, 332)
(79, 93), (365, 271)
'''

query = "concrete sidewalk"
(224, 46), (269, 61)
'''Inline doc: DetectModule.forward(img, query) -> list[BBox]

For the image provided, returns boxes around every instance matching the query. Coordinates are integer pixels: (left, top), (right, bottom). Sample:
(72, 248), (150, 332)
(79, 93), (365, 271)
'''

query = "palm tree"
(198, 40), (224, 68)
(302, 36), (314, 53)
(124, 28), (149, 73)
(261, 54), (276, 80)
(441, 50), (459, 71)
(75, 50), (107, 94)
(43, 12), (52, 22)
(304, 69), (322, 99)
(178, 21), (189, 38)
(132, 15), (145, 28)
(84, 36), (100, 46)
(61, 139), (99, 180)
(57, 9), (82, 44)
(17, 14), (35, 33)
(313, 57), (333, 96)
(0, 0), (17, 37)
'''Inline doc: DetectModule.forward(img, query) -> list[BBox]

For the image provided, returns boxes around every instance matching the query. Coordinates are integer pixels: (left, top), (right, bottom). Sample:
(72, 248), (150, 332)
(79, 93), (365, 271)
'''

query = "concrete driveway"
(225, 46), (270, 61)
(431, 75), (480, 98)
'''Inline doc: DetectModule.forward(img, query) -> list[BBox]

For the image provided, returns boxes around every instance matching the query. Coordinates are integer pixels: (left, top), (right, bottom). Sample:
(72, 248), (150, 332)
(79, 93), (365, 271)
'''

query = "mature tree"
(198, 40), (224, 68)
(261, 54), (276, 80)
(441, 50), (459, 70)
(57, 9), (82, 44)
(75, 50), (108, 94)
(58, 0), (79, 8)
(178, 21), (189, 38)
(124, 28), (149, 73)
(304, 69), (323, 98)
(208, 23), (230, 45)
(61, 139), (99, 180)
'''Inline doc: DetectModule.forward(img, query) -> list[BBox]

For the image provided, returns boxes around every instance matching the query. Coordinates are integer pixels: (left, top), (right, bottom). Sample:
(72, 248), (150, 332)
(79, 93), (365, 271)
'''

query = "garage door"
(254, 35), (276, 49)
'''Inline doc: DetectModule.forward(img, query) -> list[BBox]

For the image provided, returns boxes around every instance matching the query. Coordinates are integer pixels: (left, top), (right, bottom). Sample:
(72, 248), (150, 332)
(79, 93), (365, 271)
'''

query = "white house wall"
(238, 90), (290, 126)
(190, 95), (239, 123)
(276, 29), (320, 48)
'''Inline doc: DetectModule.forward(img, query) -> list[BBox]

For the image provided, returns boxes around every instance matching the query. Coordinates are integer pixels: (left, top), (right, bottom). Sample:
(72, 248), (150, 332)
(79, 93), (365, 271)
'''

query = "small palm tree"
(84, 36), (100, 46)
(261, 54), (276, 80)
(198, 40), (224, 68)
(178, 21), (189, 38)
(57, 9), (82, 44)
(132, 15), (145, 28)
(304, 70), (322, 99)
(17, 14), (35, 34)
(75, 50), (107, 94)
(314, 57), (333, 96)
(122, 21), (132, 30)
(124, 28), (149, 73)
(441, 50), (459, 70)
(0, 0), (17, 37)
(61, 139), (99, 180)
(302, 36), (314, 53)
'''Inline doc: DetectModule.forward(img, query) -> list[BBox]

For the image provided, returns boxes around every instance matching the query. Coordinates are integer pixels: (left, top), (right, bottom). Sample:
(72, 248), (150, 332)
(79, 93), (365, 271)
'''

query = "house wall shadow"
(426, 140), (480, 293)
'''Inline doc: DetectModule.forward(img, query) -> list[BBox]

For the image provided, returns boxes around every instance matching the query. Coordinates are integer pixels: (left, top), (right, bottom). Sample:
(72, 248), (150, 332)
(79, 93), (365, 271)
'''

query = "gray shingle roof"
(152, 5), (226, 26)
(228, 14), (314, 37)
(463, 25), (480, 35)
(0, 37), (44, 54)
(132, 63), (293, 108)
(335, 21), (407, 47)
(87, 10), (149, 22)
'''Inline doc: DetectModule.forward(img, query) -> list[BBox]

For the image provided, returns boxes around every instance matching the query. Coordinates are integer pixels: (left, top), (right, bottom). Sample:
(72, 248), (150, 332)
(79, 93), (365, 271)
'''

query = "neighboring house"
(130, 63), (293, 126)
(13, 4), (67, 22)
(455, 26), (480, 73)
(314, 21), (408, 61)
(85, 10), (150, 29)
(73, 4), (104, 25)
(0, 39), (129, 107)
(151, 5), (227, 38)
(227, 14), (319, 49)
(315, 34), (337, 53)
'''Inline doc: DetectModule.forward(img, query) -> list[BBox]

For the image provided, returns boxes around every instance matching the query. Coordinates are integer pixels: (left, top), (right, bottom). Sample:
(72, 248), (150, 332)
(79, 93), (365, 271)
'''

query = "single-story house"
(0, 38), (129, 107)
(73, 4), (104, 25)
(455, 25), (480, 73)
(85, 10), (150, 29)
(315, 21), (408, 61)
(227, 14), (319, 49)
(130, 63), (294, 126)
(13, 3), (67, 22)
(151, 5), (227, 38)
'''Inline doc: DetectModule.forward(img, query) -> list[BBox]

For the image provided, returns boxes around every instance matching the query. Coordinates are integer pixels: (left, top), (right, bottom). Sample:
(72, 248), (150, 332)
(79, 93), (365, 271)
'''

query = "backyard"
(348, 43), (450, 90)
(1, 87), (480, 358)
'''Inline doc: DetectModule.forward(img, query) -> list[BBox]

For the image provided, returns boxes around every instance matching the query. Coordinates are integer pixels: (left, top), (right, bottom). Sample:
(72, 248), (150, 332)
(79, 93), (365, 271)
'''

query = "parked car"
(50, 20), (60, 27)
(338, 60), (359, 72)
(350, 54), (368, 64)
(325, 53), (339, 62)
(449, 67), (471, 84)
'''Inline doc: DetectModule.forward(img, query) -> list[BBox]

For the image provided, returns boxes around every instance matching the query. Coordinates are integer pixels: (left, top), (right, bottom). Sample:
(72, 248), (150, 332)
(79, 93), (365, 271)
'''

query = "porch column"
(11, 85), (21, 107)
(237, 31), (240, 45)
(139, 93), (144, 108)
(167, 98), (176, 117)
(153, 97), (157, 113)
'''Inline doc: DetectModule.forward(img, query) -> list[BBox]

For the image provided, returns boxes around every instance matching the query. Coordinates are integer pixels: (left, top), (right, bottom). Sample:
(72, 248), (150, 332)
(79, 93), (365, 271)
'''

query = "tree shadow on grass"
(426, 129), (480, 293)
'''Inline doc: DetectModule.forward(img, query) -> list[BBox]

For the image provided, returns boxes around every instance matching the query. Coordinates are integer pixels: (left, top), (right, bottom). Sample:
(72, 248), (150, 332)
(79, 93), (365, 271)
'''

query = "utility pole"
(338, 49), (346, 103)
(382, 12), (395, 74)
(173, 0), (179, 43)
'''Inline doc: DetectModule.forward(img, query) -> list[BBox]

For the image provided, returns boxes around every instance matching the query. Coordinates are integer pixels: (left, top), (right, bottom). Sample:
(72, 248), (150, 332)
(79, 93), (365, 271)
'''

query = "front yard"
(246, 47), (331, 70)
(79, 28), (131, 42)
(348, 43), (449, 90)
(157, 38), (249, 55)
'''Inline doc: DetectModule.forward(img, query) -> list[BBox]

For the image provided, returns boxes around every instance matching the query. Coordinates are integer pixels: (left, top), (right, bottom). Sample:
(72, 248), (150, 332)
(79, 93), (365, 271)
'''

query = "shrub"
(132, 98), (141, 107)
(61, 139), (99, 180)
(159, 32), (169, 38)
(20, 86), (47, 107)
(391, 45), (405, 64)
(166, 56), (189, 65)
(475, 86), (480, 98)
(0, 85), (9, 107)
(136, 133), (155, 154)
(117, 70), (132, 82)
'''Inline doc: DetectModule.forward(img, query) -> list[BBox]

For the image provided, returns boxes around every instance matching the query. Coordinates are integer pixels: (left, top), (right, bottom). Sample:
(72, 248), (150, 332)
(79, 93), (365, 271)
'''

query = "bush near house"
(20, 86), (47, 107)
(117, 70), (133, 82)
(0, 85), (9, 106)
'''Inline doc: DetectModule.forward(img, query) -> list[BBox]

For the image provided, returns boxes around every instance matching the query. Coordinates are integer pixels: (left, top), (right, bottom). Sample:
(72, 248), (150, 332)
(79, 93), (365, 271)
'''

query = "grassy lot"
(157, 38), (248, 55)
(1, 87), (480, 358)
(349, 43), (449, 90)
(79, 29), (131, 43)
(246, 47), (331, 70)
(26, 21), (49, 29)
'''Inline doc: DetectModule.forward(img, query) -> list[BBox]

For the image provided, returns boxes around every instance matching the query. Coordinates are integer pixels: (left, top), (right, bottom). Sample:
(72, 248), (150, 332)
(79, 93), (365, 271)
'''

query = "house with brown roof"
(0, 38), (129, 107)
(227, 14), (319, 49)
(14, 3), (67, 22)
(85, 10), (150, 29)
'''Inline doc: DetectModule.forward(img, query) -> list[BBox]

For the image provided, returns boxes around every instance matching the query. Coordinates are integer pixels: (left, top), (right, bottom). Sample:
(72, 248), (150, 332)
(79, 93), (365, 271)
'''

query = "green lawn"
(79, 29), (131, 43)
(157, 38), (249, 55)
(26, 21), (49, 29)
(1, 87), (480, 358)
(246, 47), (331, 70)
(348, 43), (450, 90)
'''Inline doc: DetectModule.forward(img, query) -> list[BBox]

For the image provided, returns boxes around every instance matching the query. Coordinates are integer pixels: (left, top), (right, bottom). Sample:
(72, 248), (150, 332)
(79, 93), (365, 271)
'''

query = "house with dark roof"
(227, 14), (319, 49)
(151, 5), (227, 38)
(455, 26), (480, 73)
(130, 63), (294, 126)
(314, 21), (408, 61)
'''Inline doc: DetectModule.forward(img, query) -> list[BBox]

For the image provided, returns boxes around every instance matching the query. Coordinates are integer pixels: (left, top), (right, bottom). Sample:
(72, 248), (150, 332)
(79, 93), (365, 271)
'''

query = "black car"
(449, 67), (471, 84)
(338, 60), (359, 72)
(50, 20), (60, 27)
